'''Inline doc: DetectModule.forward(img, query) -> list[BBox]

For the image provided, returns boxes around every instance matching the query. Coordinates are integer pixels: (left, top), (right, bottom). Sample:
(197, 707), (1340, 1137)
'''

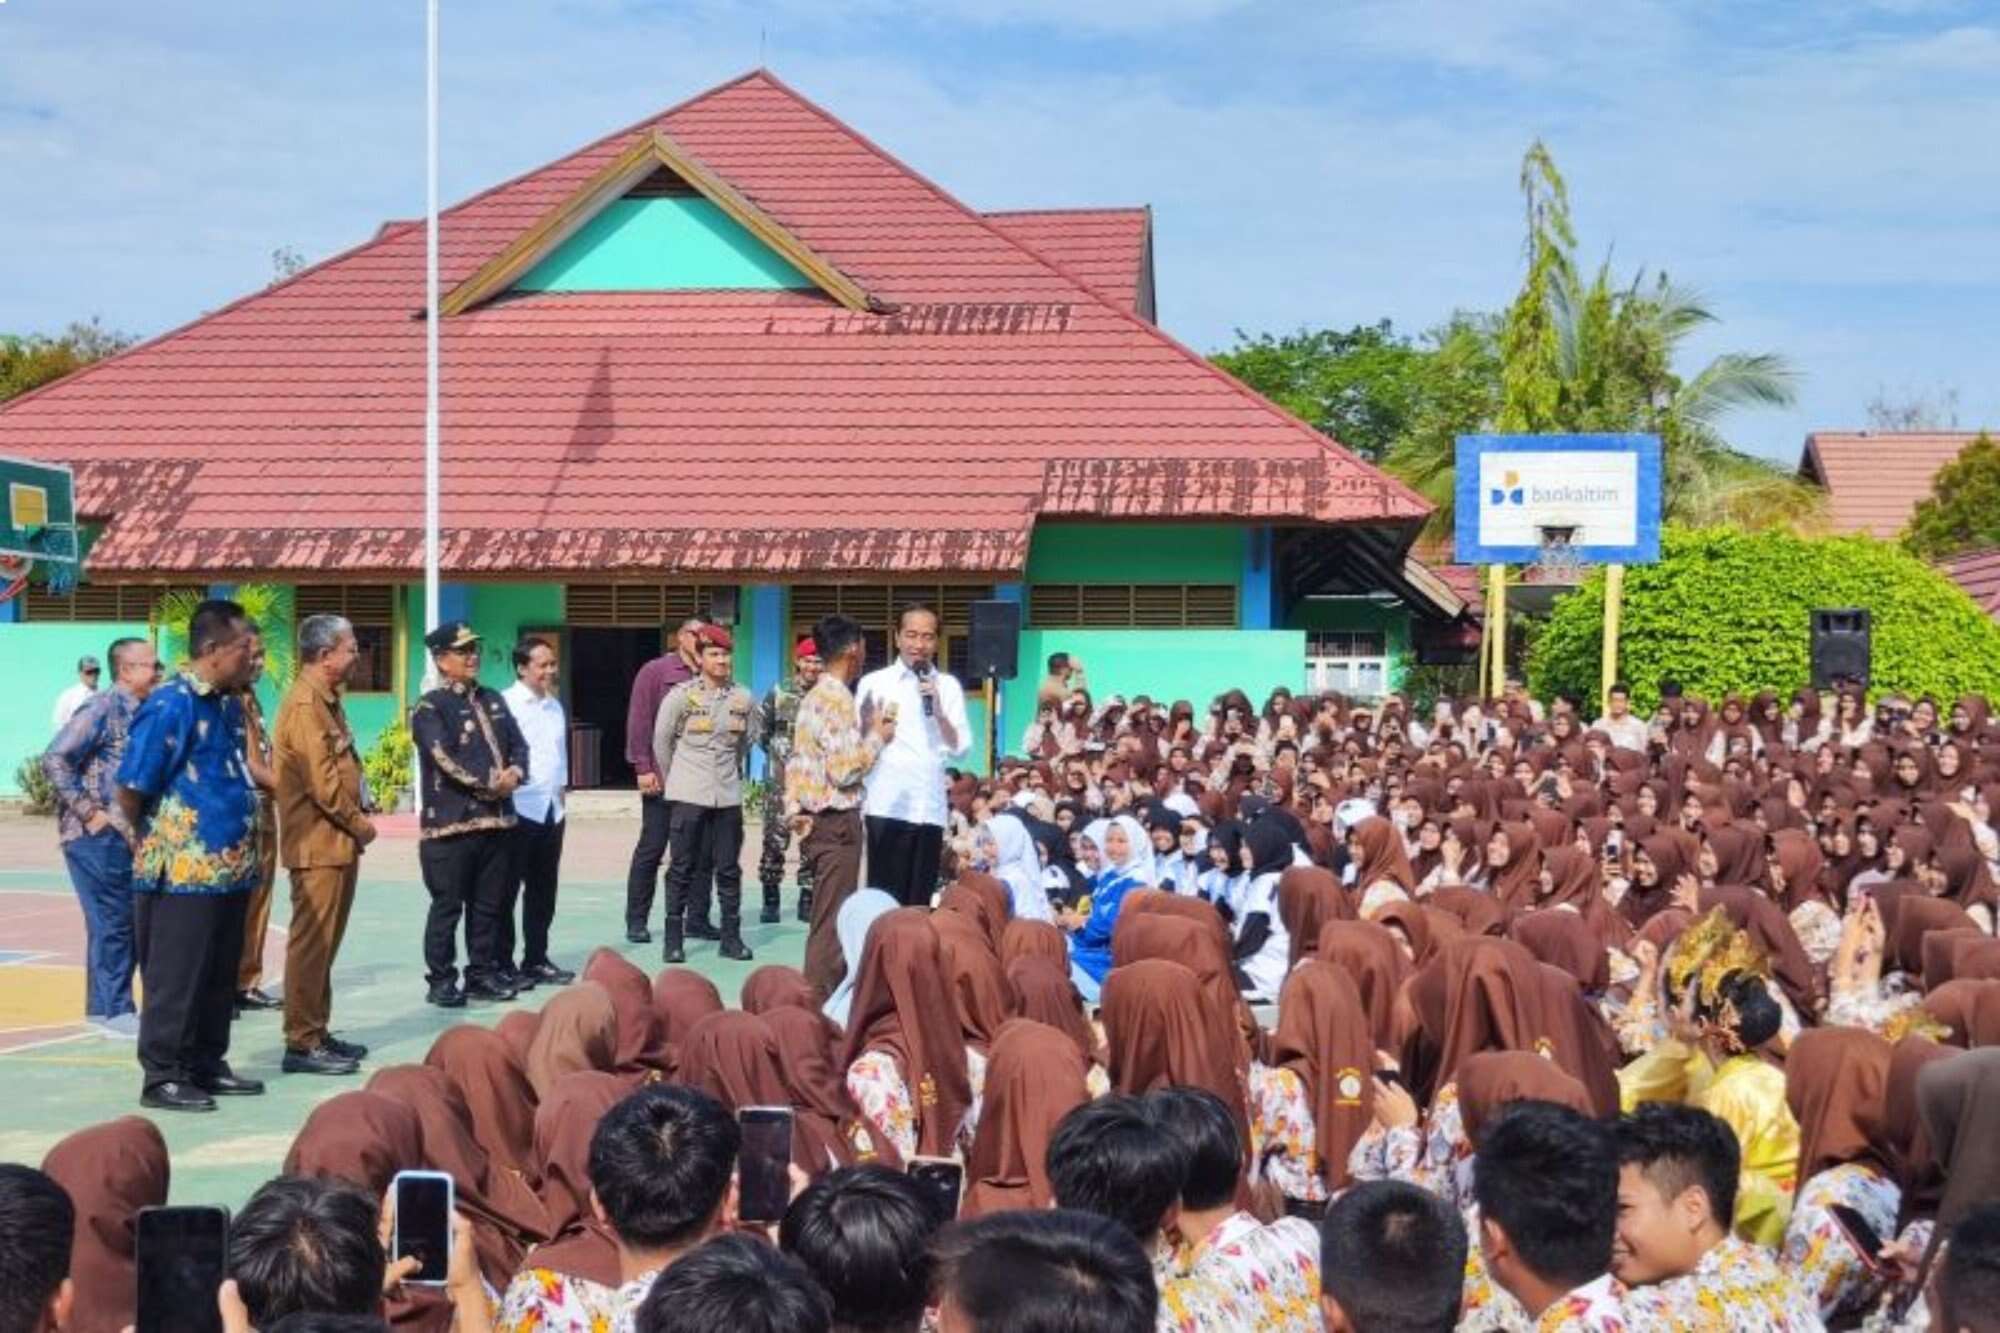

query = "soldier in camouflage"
(757, 636), (824, 923)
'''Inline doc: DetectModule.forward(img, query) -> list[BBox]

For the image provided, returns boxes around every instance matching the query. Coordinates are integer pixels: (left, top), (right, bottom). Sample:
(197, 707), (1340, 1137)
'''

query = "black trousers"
(865, 815), (944, 908)
(507, 813), (565, 967)
(627, 795), (717, 932)
(667, 803), (744, 929)
(418, 831), (510, 987)
(134, 890), (248, 1088)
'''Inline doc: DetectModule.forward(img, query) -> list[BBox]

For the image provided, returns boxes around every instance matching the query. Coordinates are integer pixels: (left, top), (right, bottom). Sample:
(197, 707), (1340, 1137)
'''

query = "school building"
(0, 70), (1471, 795)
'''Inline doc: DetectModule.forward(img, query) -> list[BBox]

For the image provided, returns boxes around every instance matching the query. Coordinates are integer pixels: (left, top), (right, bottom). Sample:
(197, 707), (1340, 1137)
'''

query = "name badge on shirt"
(689, 717), (714, 734)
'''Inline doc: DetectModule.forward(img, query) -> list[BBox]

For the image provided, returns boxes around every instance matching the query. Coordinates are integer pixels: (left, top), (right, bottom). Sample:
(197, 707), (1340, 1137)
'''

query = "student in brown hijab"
(40, 1116), (168, 1333)
(740, 964), (815, 1015)
(1623, 832), (1695, 928)
(1779, 1027), (1903, 1322)
(496, 1008), (541, 1065)
(1891, 896), (1981, 977)
(1512, 910), (1611, 993)
(1487, 822), (1544, 913)
(939, 875), (1010, 952)
(1315, 919), (1410, 1049)
(1454, 1050), (1592, 1149)
(1923, 979), (2000, 1047)
(1005, 954), (1101, 1067)
(524, 981), (618, 1098)
(366, 1064), (551, 1286)
(1111, 909), (1255, 1079)
(999, 917), (1069, 969)
(1404, 936), (1546, 1103)
(424, 1024), (541, 1186)
(581, 947), (670, 1079)
(1346, 817), (1416, 905)
(1100, 958), (1244, 1134)
(837, 907), (975, 1161)
(1535, 845), (1630, 950)
(1704, 824), (1769, 889)
(1268, 960), (1378, 1195)
(678, 1010), (842, 1173)
(284, 1089), (424, 1194)
(505, 1071), (628, 1312)
(1428, 884), (1511, 937)
(762, 1003), (899, 1169)
(931, 908), (1016, 1058)
(1278, 865), (1353, 970)
(962, 1019), (1092, 1217)
(1700, 884), (1819, 1019)
(651, 967), (724, 1049)
(1900, 1049), (2000, 1319)
(1525, 961), (1622, 1117)
(1116, 888), (1234, 956)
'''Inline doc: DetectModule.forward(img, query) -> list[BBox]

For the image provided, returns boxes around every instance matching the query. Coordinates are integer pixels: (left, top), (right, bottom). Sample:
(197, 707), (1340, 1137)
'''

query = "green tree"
(1211, 321), (1430, 462)
(1902, 432), (2000, 559)
(0, 318), (134, 402)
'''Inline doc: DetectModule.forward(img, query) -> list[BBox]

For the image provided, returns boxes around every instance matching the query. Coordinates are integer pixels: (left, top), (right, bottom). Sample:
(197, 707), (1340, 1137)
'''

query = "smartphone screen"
(907, 1156), (964, 1223)
(136, 1206), (230, 1333)
(1828, 1204), (1885, 1272)
(737, 1107), (794, 1224)
(393, 1171), (453, 1284)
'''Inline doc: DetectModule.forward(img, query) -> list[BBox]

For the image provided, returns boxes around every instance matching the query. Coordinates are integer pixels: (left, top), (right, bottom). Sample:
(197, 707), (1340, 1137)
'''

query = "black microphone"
(917, 661), (936, 716)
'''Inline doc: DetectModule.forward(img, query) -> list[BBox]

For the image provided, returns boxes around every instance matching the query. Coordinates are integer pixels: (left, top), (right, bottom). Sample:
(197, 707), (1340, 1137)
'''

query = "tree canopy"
(1, 319), (134, 403)
(1903, 432), (2000, 560)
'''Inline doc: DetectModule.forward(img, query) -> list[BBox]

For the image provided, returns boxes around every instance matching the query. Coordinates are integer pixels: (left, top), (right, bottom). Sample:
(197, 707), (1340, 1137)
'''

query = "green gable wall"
(514, 197), (813, 292)
(1290, 597), (1414, 691)
(1024, 523), (1244, 585)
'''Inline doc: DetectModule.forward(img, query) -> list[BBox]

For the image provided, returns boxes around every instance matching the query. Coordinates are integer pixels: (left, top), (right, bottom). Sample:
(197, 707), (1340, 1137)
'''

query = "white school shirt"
(856, 659), (971, 828)
(502, 680), (569, 824)
(1235, 871), (1291, 998)
(52, 682), (96, 730)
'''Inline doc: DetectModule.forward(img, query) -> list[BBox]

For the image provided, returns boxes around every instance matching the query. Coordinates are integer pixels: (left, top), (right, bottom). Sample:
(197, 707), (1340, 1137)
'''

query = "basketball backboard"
(0, 456), (78, 564)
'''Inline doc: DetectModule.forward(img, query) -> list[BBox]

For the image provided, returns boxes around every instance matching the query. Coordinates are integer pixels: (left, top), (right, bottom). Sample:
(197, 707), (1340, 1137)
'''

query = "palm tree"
(155, 584), (296, 689)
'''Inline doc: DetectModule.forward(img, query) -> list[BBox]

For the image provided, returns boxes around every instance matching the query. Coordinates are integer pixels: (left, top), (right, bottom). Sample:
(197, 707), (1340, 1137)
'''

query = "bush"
(1527, 525), (2000, 714)
(363, 720), (414, 811)
(13, 756), (55, 815)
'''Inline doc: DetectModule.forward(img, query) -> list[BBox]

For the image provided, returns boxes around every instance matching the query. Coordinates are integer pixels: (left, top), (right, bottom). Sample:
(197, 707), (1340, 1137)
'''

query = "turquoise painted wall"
(402, 583), (565, 699)
(997, 628), (1305, 758)
(1025, 523), (1244, 585)
(0, 622), (150, 797)
(515, 198), (811, 292)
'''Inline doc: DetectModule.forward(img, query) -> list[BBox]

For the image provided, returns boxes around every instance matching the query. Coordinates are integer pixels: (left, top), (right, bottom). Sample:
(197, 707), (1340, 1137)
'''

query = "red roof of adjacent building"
(982, 208), (1154, 319)
(1798, 431), (1979, 538)
(1941, 548), (2000, 619)
(0, 69), (1427, 578)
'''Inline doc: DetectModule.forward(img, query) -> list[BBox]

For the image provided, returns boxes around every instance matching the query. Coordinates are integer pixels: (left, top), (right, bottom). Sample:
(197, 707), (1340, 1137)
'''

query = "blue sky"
(3, 0), (1994, 462)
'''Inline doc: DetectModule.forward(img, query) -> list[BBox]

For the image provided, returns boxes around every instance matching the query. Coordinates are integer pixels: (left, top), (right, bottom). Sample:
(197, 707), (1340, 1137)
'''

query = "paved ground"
(0, 811), (805, 1208)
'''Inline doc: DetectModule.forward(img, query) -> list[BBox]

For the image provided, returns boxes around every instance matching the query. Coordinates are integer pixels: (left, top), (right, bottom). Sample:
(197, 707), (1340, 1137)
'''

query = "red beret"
(696, 624), (733, 652)
(795, 635), (821, 661)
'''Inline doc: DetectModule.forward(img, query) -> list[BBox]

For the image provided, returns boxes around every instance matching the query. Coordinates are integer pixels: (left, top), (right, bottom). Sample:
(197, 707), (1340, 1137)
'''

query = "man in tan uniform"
(272, 613), (377, 1075)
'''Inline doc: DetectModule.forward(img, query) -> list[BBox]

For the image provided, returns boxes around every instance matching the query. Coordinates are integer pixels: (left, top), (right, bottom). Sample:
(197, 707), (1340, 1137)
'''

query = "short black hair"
(1045, 1096), (1188, 1242)
(896, 603), (938, 632)
(1614, 1104), (1739, 1231)
(779, 1166), (938, 1333)
(1658, 679), (1683, 698)
(813, 614), (865, 665)
(590, 1085), (740, 1250)
(1143, 1087), (1240, 1212)
(1472, 1101), (1616, 1291)
(1047, 653), (1070, 674)
(633, 1234), (829, 1333)
(266, 1315), (392, 1333)
(1608, 682), (1630, 698)
(107, 636), (148, 673)
(189, 598), (250, 658)
(0, 1164), (74, 1333)
(1943, 1203), (2000, 1333)
(1320, 1180), (1467, 1333)
(1710, 972), (1782, 1049)
(930, 1209), (1156, 1333)
(228, 1176), (385, 1327)
(512, 637), (553, 672)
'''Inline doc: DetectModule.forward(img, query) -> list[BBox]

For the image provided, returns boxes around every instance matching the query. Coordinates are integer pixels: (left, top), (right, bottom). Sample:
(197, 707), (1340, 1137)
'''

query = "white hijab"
(1101, 813), (1156, 886)
(986, 814), (1052, 923)
(822, 888), (899, 1029)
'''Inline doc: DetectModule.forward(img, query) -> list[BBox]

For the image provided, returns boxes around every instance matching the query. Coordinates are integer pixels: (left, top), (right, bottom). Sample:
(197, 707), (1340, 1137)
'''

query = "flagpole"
(422, 0), (441, 639)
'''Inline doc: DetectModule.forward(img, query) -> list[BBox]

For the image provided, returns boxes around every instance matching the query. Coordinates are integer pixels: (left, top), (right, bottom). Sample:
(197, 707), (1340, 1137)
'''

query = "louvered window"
(295, 584), (397, 692)
(21, 584), (190, 623)
(790, 584), (993, 684)
(565, 584), (718, 631)
(1027, 584), (1238, 629)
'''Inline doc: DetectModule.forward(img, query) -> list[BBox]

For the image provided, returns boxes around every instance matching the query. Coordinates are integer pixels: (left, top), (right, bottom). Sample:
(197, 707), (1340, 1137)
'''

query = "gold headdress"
(1664, 907), (1769, 1010)
(1882, 1006), (1951, 1045)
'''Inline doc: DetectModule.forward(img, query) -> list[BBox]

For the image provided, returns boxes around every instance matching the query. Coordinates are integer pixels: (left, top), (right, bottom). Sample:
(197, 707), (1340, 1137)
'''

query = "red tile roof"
(1798, 431), (1978, 538)
(982, 208), (1152, 318)
(0, 70), (1427, 578)
(1940, 548), (2000, 619)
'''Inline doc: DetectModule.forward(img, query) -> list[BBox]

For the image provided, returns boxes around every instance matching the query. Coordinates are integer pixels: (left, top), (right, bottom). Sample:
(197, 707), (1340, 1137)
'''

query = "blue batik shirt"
(42, 686), (141, 845)
(116, 672), (260, 895)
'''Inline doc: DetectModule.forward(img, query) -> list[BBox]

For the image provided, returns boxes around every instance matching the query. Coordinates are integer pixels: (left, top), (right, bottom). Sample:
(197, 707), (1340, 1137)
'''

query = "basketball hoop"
(1532, 524), (1586, 586)
(33, 525), (79, 594)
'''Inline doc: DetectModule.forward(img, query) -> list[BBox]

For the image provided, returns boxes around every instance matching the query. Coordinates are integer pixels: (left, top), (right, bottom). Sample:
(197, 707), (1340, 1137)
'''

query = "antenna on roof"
(760, 27), (768, 65)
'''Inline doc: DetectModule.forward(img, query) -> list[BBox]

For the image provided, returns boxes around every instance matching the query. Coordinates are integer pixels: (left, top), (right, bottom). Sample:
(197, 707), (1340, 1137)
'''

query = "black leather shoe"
(282, 1046), (360, 1075)
(427, 982), (467, 1009)
(499, 966), (537, 993)
(194, 1070), (266, 1096)
(235, 987), (281, 1011)
(661, 925), (686, 966)
(718, 935), (754, 962)
(685, 917), (721, 941)
(141, 1081), (217, 1112)
(759, 897), (782, 925)
(626, 927), (652, 944)
(324, 1034), (369, 1060)
(463, 976), (518, 1003)
(522, 961), (575, 985)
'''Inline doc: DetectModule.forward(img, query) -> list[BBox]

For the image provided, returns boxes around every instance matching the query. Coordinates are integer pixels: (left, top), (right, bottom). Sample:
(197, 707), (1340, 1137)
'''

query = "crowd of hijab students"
(9, 677), (2000, 1332)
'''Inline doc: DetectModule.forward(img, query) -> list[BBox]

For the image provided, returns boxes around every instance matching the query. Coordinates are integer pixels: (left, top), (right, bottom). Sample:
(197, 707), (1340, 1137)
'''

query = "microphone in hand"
(917, 661), (936, 716)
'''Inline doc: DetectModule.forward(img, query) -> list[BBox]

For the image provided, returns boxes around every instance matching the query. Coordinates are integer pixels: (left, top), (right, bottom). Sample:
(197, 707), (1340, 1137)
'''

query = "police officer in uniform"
(756, 635), (823, 924)
(411, 621), (530, 1006)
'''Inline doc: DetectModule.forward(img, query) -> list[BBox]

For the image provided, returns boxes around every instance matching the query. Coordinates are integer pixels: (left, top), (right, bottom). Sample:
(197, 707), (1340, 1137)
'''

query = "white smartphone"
(392, 1169), (454, 1285)
(737, 1106), (795, 1224)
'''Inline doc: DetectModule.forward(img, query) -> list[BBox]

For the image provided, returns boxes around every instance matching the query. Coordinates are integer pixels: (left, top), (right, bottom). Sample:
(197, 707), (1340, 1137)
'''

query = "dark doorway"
(567, 626), (662, 788)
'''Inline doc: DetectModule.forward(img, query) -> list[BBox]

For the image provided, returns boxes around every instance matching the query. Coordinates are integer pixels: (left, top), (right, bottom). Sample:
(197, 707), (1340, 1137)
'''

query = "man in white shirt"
(51, 655), (101, 730)
(1590, 681), (1651, 755)
(501, 637), (573, 986)
(856, 603), (971, 906)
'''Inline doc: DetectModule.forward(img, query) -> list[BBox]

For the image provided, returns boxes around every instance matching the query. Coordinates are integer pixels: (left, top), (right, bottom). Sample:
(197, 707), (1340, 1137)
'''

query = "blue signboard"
(1453, 433), (1662, 565)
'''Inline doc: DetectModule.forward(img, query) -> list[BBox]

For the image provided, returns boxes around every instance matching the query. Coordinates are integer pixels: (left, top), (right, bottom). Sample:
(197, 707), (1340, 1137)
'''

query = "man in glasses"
(51, 654), (102, 730)
(411, 621), (530, 1008)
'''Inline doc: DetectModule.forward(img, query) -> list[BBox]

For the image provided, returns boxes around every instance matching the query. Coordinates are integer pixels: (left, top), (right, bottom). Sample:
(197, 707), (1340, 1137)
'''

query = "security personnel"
(652, 624), (762, 963)
(756, 635), (823, 924)
(411, 621), (529, 1007)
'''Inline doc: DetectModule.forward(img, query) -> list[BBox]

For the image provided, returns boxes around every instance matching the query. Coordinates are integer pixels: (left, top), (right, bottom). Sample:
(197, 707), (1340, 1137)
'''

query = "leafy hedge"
(1527, 526), (2000, 713)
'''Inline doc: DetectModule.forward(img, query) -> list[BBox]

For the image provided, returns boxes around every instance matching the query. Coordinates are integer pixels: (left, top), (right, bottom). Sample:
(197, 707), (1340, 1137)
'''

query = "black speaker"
(1810, 608), (1871, 689)
(967, 600), (1022, 680)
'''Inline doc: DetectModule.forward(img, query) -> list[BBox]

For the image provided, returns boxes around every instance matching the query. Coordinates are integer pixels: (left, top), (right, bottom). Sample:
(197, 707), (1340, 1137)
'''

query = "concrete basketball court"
(0, 809), (801, 1208)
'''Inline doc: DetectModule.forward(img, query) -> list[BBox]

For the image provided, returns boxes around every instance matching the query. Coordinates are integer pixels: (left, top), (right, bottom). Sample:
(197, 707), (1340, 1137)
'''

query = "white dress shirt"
(502, 680), (568, 824)
(52, 682), (96, 730)
(855, 658), (971, 828)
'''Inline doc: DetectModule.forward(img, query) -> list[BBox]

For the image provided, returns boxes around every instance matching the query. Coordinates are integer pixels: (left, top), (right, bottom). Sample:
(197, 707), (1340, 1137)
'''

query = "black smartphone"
(392, 1170), (454, 1285)
(907, 1156), (965, 1223)
(136, 1205), (230, 1333)
(1828, 1204), (1886, 1274)
(1373, 1068), (1406, 1091)
(737, 1106), (795, 1224)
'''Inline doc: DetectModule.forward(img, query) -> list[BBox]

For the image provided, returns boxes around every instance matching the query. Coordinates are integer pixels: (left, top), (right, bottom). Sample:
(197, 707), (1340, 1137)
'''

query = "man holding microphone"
(855, 603), (971, 906)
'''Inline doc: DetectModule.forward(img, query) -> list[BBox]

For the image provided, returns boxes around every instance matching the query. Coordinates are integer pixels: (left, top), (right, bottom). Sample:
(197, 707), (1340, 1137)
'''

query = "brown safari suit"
(272, 673), (375, 1050)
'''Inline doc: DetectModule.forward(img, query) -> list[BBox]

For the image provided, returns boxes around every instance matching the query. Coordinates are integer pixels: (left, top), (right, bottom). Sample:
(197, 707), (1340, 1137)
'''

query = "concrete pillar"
(1240, 527), (1274, 629)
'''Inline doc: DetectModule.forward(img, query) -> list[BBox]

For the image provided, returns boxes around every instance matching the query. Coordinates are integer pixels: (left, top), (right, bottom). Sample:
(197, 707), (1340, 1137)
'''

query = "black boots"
(759, 885), (782, 925)
(718, 916), (753, 962)
(796, 887), (814, 923)
(661, 921), (686, 965)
